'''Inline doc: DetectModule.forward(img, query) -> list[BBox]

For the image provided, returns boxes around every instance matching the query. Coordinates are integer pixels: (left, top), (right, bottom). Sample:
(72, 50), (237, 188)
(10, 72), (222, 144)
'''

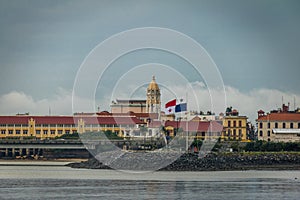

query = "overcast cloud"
(0, 0), (300, 123)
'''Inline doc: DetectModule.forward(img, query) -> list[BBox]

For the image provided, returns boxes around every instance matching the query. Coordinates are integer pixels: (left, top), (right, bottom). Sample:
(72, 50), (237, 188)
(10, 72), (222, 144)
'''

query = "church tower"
(146, 76), (161, 116)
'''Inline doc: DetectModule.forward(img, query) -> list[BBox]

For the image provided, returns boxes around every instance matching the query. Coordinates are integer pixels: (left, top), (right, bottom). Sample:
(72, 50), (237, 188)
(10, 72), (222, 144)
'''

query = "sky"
(0, 0), (300, 122)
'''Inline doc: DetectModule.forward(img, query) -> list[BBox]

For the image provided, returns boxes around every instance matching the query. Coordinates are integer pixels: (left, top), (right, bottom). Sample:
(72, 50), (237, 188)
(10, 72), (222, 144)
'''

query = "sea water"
(0, 162), (299, 200)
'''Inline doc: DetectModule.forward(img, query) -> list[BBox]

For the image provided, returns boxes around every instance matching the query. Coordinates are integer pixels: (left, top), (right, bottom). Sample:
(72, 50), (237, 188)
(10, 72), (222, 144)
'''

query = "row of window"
(0, 124), (28, 127)
(1, 130), (28, 135)
(226, 129), (243, 137)
(35, 130), (66, 135)
(259, 130), (272, 137)
(227, 120), (243, 127)
(0, 130), (71, 135)
(259, 122), (300, 129)
(0, 124), (132, 128)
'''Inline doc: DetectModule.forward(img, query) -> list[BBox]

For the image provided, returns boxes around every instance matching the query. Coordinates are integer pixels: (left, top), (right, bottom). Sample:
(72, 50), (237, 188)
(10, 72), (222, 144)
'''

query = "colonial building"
(110, 76), (161, 119)
(0, 114), (145, 139)
(257, 104), (300, 142)
(221, 107), (248, 141)
(146, 76), (161, 115)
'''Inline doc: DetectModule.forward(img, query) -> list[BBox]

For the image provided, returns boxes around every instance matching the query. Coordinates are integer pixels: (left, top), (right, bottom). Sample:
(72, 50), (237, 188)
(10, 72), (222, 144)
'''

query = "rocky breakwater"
(66, 152), (300, 171)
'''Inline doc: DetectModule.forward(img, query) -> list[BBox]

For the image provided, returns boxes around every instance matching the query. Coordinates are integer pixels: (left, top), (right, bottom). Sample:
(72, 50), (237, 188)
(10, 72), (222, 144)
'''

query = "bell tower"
(146, 76), (161, 116)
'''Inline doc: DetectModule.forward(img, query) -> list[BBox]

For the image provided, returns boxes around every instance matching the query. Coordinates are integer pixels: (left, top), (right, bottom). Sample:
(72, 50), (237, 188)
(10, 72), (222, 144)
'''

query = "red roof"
(165, 121), (223, 132)
(0, 116), (30, 124)
(257, 113), (300, 121)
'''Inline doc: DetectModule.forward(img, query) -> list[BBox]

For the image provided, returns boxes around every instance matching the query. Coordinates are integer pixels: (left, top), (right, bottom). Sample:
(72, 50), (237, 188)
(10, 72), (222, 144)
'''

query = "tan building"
(257, 104), (300, 142)
(110, 99), (147, 113)
(221, 107), (248, 141)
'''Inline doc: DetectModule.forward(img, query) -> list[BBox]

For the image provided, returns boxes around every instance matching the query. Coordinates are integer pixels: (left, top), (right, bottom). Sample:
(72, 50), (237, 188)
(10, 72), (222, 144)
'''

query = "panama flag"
(175, 102), (187, 112)
(165, 99), (176, 114)
(165, 99), (188, 114)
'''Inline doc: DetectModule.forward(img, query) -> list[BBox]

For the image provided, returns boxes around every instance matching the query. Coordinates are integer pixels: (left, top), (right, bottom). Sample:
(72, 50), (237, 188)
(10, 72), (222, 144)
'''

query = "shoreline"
(66, 152), (300, 171)
(0, 158), (88, 166)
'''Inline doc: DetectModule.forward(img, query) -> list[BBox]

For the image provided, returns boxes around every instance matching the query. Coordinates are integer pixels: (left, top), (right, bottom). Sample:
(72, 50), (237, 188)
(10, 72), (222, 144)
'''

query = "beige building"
(257, 104), (300, 142)
(110, 99), (147, 113)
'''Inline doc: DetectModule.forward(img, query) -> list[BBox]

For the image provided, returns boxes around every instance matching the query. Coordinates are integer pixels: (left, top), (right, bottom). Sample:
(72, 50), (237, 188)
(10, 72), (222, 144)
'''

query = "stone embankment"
(66, 152), (300, 171)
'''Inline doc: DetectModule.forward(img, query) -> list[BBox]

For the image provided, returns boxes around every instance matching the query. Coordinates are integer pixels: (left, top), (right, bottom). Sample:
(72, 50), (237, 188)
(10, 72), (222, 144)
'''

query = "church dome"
(148, 76), (160, 90)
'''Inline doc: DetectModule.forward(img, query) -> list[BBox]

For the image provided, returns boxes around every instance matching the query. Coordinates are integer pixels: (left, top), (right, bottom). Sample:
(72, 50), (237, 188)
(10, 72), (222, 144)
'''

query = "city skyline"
(0, 0), (300, 122)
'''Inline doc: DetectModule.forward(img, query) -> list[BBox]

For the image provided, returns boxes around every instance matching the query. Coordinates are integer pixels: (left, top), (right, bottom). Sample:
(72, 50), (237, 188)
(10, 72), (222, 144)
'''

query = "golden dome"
(148, 76), (160, 90)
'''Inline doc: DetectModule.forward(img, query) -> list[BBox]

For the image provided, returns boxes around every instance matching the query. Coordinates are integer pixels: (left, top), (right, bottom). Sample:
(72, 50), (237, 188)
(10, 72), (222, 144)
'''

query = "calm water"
(0, 162), (299, 200)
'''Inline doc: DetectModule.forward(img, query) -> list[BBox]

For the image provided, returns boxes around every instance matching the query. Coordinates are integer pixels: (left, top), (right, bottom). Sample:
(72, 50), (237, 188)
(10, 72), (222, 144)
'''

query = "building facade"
(257, 104), (300, 142)
(0, 115), (145, 139)
(164, 120), (223, 140)
(221, 107), (248, 141)
(110, 99), (147, 113)
(146, 76), (161, 115)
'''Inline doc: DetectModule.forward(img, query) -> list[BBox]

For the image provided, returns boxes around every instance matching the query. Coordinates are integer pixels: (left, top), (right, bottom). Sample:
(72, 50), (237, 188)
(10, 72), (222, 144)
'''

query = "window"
(298, 123), (300, 129)
(50, 124), (56, 127)
(57, 124), (63, 127)
(268, 122), (270, 129)
(23, 130), (28, 135)
(283, 123), (286, 129)
(8, 124), (14, 127)
(36, 124), (41, 127)
(58, 130), (63, 134)
(233, 129), (236, 137)
(267, 130), (270, 137)
(1, 130), (5, 134)
(227, 129), (231, 136)
(43, 130), (48, 135)
(50, 130), (55, 135)
(228, 121), (231, 127)
(238, 129), (242, 137)
(42, 124), (49, 127)
(233, 121), (236, 127)
(8, 130), (13, 134)
(259, 122), (263, 129)
(290, 123), (294, 129)
(36, 130), (40, 134)
(259, 130), (263, 137)
(239, 121), (242, 127)
(65, 130), (70, 134)
(0, 124), (6, 127)
(16, 130), (20, 134)
(275, 122), (278, 128)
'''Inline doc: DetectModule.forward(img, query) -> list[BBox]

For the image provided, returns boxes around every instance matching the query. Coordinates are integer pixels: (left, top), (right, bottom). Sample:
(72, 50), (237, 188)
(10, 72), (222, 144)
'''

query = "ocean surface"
(0, 161), (299, 200)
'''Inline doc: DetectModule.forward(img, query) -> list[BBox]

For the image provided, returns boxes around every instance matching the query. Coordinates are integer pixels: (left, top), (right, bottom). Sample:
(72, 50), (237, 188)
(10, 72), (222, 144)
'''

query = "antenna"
(49, 106), (51, 116)
(294, 96), (296, 111)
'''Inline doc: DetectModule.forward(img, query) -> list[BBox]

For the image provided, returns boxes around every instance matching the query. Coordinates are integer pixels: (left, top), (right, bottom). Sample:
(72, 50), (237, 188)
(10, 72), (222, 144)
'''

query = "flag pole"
(185, 92), (188, 152)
